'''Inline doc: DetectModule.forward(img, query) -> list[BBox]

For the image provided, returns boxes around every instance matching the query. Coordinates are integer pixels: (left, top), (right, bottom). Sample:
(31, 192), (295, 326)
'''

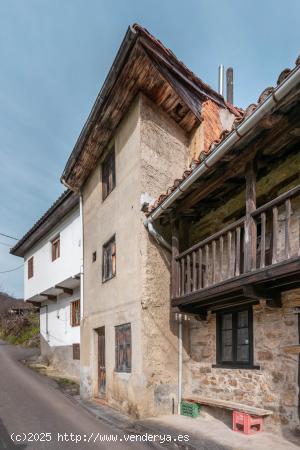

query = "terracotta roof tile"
(147, 55), (300, 216)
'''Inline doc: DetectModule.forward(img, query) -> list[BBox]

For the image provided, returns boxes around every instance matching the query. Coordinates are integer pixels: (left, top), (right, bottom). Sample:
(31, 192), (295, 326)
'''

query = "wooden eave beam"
(40, 294), (57, 302)
(55, 285), (73, 296)
(243, 285), (282, 307)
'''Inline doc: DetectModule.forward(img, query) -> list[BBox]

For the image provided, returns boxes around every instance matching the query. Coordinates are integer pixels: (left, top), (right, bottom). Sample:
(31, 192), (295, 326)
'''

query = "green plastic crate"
(180, 401), (200, 418)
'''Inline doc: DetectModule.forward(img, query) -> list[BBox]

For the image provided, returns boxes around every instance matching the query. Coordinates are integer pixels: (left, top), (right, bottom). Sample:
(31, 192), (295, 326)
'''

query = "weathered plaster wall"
(40, 287), (80, 347)
(39, 287), (81, 379)
(40, 336), (80, 379)
(187, 292), (299, 431)
(81, 93), (190, 418)
(81, 96), (143, 412)
(139, 95), (190, 416)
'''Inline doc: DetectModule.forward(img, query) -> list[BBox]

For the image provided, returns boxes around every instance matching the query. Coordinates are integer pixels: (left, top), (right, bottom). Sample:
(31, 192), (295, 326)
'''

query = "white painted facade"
(24, 207), (81, 301)
(40, 288), (80, 347)
(23, 204), (81, 352)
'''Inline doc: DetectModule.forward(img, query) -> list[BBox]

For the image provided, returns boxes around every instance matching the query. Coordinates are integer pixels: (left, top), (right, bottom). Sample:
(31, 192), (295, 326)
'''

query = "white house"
(11, 190), (82, 378)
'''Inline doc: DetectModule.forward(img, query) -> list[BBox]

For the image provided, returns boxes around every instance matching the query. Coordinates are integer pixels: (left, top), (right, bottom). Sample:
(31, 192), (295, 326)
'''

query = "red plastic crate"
(232, 411), (263, 434)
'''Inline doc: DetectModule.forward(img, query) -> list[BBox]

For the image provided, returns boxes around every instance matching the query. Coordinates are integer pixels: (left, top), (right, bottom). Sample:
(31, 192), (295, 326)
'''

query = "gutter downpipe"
(79, 193), (84, 320)
(147, 64), (300, 223)
(144, 219), (171, 252)
(178, 313), (183, 414)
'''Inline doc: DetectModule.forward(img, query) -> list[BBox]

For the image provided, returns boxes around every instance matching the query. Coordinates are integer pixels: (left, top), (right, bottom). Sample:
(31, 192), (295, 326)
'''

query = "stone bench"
(184, 396), (273, 417)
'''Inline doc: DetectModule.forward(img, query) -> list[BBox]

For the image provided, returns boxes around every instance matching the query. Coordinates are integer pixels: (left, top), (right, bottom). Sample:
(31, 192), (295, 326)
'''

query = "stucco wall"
(81, 94), (190, 417)
(40, 287), (80, 347)
(24, 207), (81, 300)
(81, 95), (144, 409)
(139, 95), (190, 416)
(39, 287), (81, 379)
(40, 335), (80, 379)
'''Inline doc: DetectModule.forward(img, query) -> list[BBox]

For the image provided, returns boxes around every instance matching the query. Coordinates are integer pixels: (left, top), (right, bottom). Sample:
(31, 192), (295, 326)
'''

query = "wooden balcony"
(172, 185), (300, 314)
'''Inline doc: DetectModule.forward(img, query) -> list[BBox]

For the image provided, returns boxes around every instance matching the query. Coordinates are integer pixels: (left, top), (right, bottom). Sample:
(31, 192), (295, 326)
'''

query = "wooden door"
(97, 327), (106, 398)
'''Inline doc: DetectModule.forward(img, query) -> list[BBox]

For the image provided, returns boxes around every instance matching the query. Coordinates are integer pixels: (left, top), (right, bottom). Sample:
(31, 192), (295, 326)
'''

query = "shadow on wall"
(0, 417), (27, 450)
(146, 231), (190, 361)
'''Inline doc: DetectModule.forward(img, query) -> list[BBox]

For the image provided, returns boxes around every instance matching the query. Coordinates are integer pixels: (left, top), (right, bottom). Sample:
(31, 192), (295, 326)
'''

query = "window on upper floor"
(70, 300), (80, 327)
(115, 323), (131, 373)
(28, 256), (34, 279)
(51, 235), (60, 261)
(102, 235), (116, 282)
(216, 306), (254, 368)
(102, 147), (116, 200)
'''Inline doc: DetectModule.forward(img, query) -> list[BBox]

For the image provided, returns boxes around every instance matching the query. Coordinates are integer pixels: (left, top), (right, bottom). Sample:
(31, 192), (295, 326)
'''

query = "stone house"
(61, 24), (239, 417)
(11, 190), (82, 378)
(146, 55), (300, 432)
(61, 23), (300, 433)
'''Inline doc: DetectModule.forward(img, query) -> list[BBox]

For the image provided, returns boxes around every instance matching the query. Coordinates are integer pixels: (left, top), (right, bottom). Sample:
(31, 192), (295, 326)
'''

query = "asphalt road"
(0, 341), (160, 450)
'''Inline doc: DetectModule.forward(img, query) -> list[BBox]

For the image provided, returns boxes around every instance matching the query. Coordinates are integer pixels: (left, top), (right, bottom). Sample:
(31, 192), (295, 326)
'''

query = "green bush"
(0, 312), (40, 347)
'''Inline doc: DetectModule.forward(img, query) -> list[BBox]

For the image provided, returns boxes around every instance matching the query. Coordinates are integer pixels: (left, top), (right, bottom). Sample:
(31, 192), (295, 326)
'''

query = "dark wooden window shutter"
(115, 323), (131, 372)
(102, 235), (116, 282)
(72, 343), (80, 360)
(70, 300), (80, 327)
(102, 147), (116, 201)
(28, 257), (34, 279)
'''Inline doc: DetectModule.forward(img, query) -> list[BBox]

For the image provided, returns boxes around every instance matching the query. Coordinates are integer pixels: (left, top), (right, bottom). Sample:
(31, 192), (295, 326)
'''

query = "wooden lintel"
(243, 285), (282, 307)
(266, 297), (282, 308)
(55, 285), (73, 296)
(40, 294), (57, 302)
(243, 285), (272, 301)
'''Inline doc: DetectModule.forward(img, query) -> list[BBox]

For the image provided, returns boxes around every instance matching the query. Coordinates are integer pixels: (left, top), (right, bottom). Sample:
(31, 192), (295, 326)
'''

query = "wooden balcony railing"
(173, 185), (300, 299)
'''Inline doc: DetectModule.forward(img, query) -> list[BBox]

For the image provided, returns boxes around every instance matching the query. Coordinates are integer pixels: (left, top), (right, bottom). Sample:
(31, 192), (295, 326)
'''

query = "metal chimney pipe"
(226, 67), (234, 104)
(218, 64), (224, 96)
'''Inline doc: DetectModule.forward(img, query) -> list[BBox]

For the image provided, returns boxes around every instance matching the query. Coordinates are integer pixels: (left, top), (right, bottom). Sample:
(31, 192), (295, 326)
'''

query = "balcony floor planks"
(172, 256), (300, 310)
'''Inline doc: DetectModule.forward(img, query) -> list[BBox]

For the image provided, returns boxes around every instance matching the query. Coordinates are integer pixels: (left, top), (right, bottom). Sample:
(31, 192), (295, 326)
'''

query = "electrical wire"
(0, 264), (23, 274)
(0, 232), (18, 241)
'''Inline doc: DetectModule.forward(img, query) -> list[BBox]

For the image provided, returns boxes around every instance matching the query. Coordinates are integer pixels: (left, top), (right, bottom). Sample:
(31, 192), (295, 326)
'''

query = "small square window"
(28, 257), (34, 279)
(92, 251), (97, 262)
(102, 236), (116, 282)
(72, 343), (80, 360)
(51, 236), (60, 261)
(115, 323), (131, 372)
(216, 306), (254, 368)
(70, 300), (80, 327)
(102, 148), (116, 200)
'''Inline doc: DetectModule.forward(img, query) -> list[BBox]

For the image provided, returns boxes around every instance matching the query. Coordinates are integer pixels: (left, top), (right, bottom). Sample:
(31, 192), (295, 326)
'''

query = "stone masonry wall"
(188, 291), (299, 431)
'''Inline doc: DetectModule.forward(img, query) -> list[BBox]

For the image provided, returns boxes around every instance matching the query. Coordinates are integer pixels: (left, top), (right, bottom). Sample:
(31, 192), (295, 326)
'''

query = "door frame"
(96, 326), (106, 399)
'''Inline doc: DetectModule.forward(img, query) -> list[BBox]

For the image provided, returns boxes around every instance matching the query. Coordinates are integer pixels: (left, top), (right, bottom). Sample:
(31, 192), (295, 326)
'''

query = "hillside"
(0, 291), (32, 314)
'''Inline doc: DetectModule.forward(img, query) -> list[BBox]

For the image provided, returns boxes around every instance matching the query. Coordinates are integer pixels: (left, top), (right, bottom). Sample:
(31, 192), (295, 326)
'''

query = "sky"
(0, 0), (299, 297)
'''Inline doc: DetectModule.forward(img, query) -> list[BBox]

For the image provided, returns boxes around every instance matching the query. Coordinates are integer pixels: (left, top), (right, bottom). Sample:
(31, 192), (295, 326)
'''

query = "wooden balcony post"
(171, 218), (180, 298)
(244, 161), (257, 272)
